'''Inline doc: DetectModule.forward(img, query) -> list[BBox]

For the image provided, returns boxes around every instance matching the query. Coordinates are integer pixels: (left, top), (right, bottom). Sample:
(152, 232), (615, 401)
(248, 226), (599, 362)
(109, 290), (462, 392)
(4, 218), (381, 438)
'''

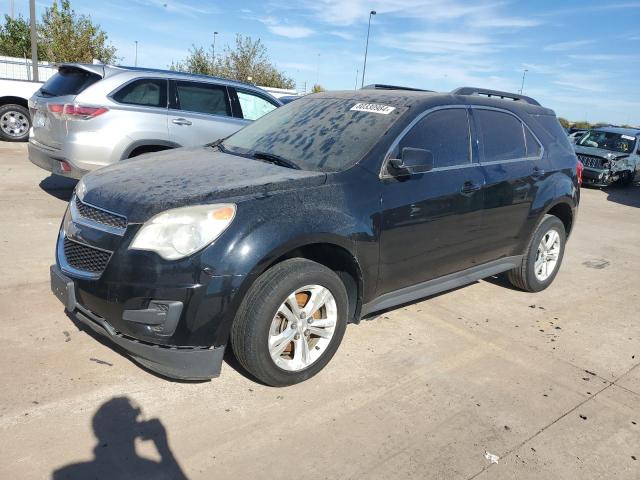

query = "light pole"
(212, 32), (218, 63)
(134, 40), (138, 67)
(361, 10), (376, 88)
(29, 0), (38, 82)
(519, 68), (528, 94)
(355, 69), (359, 90)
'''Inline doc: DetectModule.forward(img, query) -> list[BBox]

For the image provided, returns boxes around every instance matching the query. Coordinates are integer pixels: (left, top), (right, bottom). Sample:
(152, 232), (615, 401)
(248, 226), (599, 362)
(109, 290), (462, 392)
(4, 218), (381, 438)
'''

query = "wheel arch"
(0, 96), (29, 109)
(120, 139), (181, 159)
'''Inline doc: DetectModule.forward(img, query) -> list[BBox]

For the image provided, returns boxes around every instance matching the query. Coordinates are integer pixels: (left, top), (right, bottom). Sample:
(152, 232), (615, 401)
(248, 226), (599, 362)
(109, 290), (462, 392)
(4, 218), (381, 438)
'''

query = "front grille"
(577, 154), (605, 169)
(63, 238), (112, 273)
(75, 196), (127, 230)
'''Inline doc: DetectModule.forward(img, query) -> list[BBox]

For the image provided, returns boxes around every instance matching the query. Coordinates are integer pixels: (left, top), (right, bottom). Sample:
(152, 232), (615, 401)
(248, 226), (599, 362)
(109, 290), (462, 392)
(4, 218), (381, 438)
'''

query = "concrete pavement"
(0, 142), (638, 479)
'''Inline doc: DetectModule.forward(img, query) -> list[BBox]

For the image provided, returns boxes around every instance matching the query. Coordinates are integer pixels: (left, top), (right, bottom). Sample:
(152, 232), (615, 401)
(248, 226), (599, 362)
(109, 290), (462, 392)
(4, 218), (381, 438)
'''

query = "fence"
(0, 55), (57, 82)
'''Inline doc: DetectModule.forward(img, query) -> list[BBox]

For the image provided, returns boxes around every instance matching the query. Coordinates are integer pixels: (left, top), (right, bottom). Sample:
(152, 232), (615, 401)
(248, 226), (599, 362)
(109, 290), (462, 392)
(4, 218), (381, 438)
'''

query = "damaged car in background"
(574, 127), (640, 186)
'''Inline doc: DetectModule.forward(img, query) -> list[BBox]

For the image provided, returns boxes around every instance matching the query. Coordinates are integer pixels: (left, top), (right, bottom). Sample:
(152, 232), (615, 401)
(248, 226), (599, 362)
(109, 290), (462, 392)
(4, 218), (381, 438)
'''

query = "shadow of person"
(53, 397), (188, 480)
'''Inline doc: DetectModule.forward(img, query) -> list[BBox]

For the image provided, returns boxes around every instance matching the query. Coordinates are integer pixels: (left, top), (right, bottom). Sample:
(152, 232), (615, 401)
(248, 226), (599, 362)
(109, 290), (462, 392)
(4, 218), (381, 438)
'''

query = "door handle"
(460, 181), (482, 195)
(172, 118), (192, 126)
(531, 167), (545, 178)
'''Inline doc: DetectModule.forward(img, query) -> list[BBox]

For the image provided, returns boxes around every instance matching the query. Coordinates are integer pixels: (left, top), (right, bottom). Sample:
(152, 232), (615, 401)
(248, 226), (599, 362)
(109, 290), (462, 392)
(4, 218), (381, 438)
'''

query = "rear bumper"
(51, 264), (225, 380)
(28, 139), (88, 179)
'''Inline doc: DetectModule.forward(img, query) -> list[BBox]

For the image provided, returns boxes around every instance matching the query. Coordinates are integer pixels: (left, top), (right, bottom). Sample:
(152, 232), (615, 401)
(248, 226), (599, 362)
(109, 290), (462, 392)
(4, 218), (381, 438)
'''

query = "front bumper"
(582, 167), (616, 187)
(29, 139), (88, 179)
(51, 264), (226, 380)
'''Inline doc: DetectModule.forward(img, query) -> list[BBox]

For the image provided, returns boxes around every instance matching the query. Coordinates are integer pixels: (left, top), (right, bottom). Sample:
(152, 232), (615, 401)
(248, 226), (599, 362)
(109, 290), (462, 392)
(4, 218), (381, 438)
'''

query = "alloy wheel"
(268, 284), (337, 371)
(534, 229), (561, 281)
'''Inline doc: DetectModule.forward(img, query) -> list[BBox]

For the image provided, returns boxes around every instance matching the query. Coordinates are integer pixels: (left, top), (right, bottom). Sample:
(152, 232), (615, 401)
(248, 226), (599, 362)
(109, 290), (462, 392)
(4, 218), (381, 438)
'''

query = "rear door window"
(396, 108), (471, 168)
(475, 109), (526, 162)
(112, 79), (167, 108)
(40, 67), (101, 97)
(174, 81), (231, 116)
(236, 90), (278, 120)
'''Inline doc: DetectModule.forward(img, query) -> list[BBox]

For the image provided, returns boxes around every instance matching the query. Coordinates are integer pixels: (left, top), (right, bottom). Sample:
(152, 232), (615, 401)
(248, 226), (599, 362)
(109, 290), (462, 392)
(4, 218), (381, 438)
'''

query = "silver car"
(28, 64), (282, 178)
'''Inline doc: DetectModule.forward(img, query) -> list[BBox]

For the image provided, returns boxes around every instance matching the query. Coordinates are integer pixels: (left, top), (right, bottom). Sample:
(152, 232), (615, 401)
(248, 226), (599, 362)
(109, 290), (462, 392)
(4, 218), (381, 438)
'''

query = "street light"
(361, 10), (376, 88)
(212, 32), (218, 62)
(519, 68), (528, 94)
(134, 40), (138, 67)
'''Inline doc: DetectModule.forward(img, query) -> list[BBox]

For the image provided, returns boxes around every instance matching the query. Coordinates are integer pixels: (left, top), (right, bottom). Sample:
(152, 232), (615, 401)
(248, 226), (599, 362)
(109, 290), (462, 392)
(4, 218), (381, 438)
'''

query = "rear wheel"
(0, 104), (30, 142)
(507, 215), (566, 292)
(231, 258), (348, 387)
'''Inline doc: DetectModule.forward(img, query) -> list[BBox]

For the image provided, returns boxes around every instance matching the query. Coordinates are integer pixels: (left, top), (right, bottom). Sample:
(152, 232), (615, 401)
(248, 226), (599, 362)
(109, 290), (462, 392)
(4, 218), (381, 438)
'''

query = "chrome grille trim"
(577, 154), (605, 169)
(57, 231), (112, 280)
(71, 195), (127, 236)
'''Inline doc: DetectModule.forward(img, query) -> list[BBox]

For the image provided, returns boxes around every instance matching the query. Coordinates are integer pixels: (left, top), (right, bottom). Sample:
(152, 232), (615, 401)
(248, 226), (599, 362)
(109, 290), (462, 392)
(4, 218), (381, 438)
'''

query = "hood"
(81, 146), (327, 223)
(574, 145), (629, 160)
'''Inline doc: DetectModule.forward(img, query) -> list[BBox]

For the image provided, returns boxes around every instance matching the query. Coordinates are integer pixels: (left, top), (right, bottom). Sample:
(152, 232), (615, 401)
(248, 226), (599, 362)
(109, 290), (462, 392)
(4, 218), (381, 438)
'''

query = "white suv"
(28, 64), (281, 178)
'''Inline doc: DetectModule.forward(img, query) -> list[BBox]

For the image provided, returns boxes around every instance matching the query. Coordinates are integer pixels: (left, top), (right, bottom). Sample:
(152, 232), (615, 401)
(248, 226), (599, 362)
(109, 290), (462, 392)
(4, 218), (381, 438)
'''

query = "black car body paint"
(52, 90), (580, 380)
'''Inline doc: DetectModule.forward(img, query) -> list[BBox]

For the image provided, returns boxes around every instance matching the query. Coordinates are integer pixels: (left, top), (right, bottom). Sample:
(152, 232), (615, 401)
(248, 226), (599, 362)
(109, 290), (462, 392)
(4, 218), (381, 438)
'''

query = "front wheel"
(0, 104), (31, 142)
(507, 215), (566, 292)
(231, 258), (348, 387)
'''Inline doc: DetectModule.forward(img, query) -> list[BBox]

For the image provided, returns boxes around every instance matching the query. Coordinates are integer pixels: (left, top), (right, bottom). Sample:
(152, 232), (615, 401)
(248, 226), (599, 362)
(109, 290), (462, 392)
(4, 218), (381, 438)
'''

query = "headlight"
(130, 204), (236, 260)
(75, 177), (87, 200)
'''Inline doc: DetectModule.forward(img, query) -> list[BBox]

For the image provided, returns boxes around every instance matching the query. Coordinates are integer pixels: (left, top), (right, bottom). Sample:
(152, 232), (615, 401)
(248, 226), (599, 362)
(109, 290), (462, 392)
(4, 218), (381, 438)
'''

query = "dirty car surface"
(49, 89), (580, 386)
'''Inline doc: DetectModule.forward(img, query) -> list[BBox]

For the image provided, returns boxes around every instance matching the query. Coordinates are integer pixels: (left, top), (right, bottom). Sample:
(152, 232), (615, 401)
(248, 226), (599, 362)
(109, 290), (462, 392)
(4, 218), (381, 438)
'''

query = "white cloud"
(329, 30), (355, 41)
(257, 16), (314, 38)
(552, 72), (609, 92)
(544, 40), (594, 51)
(468, 16), (541, 28)
(380, 31), (496, 55)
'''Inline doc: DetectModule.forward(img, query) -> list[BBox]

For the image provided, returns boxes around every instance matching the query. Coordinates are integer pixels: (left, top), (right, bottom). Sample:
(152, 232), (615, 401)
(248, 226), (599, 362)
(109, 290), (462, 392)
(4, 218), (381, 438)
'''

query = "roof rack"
(362, 84), (433, 92)
(451, 87), (541, 106)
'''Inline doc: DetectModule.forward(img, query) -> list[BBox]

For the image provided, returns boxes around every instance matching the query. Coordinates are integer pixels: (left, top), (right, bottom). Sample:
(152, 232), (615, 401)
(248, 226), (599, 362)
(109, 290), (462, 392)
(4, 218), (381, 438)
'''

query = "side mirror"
(389, 147), (434, 175)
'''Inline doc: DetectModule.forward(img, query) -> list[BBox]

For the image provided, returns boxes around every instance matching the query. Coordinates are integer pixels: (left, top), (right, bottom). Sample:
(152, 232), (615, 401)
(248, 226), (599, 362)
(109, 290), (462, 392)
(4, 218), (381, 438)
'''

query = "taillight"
(46, 103), (108, 120)
(576, 159), (584, 187)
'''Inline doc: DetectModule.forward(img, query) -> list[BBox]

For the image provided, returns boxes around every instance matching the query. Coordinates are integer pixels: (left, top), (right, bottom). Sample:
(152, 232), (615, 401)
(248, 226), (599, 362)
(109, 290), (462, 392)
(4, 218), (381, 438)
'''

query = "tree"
(172, 34), (295, 89)
(39, 0), (118, 63)
(311, 84), (325, 93)
(0, 15), (39, 58)
(557, 117), (570, 129)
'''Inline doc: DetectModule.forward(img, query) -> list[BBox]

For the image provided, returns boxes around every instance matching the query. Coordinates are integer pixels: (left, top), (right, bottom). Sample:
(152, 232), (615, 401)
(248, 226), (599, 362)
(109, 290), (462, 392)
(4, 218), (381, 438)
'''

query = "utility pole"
(361, 10), (376, 88)
(9, 0), (14, 19)
(29, 0), (38, 82)
(355, 69), (359, 90)
(519, 68), (528, 94)
(212, 32), (218, 64)
(134, 41), (138, 67)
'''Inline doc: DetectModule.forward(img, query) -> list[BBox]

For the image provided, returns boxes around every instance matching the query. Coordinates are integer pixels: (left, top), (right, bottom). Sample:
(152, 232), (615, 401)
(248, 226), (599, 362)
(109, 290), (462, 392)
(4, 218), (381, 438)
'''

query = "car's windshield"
(577, 130), (637, 153)
(221, 96), (407, 172)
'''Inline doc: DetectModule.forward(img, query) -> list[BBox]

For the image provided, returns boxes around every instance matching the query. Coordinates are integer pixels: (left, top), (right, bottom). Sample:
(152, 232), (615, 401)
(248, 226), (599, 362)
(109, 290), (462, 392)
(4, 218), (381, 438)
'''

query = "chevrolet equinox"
(50, 86), (581, 386)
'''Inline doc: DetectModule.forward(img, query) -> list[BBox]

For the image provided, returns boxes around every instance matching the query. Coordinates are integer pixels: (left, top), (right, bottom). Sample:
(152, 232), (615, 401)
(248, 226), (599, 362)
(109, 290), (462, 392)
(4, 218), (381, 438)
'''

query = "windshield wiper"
(252, 151), (300, 170)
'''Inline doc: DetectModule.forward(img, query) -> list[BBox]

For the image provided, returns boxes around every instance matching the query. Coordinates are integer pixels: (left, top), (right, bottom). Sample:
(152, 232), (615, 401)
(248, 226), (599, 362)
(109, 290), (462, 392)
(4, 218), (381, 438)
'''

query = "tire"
(0, 104), (30, 142)
(231, 258), (349, 387)
(507, 214), (566, 292)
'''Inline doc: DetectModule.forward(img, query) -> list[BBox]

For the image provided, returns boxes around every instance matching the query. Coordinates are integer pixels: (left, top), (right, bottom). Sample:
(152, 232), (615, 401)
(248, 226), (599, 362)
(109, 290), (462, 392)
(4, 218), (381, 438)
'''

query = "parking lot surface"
(0, 141), (638, 479)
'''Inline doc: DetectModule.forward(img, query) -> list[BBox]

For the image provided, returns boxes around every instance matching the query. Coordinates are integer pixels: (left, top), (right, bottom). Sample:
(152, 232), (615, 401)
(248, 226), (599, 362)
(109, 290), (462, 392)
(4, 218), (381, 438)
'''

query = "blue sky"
(5, 0), (640, 124)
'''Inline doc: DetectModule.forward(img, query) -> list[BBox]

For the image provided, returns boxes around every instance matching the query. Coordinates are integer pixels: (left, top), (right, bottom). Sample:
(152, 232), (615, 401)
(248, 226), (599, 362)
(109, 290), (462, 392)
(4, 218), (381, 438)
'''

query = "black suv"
(50, 87), (580, 386)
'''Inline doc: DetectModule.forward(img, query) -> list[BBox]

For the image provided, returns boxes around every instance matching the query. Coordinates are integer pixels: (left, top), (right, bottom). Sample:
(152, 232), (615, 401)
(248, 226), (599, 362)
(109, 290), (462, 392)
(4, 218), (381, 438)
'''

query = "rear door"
(30, 65), (103, 149)
(378, 107), (486, 295)
(168, 80), (246, 147)
(471, 107), (546, 263)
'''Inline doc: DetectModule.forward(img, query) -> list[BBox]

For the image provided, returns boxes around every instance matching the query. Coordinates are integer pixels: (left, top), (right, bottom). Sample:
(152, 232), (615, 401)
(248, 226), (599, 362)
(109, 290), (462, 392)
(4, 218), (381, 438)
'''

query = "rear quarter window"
(112, 79), (167, 108)
(40, 67), (101, 97)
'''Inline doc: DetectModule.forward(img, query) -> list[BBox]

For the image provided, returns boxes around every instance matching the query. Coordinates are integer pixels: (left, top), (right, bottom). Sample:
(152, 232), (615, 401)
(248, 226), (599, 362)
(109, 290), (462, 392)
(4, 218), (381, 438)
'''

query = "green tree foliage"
(0, 15), (39, 58)
(172, 34), (295, 89)
(0, 1), (117, 63)
(39, 0), (118, 63)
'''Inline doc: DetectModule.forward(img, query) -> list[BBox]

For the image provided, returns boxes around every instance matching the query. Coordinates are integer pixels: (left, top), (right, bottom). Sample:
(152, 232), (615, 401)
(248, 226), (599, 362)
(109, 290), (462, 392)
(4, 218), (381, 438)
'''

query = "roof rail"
(451, 87), (541, 106)
(362, 84), (433, 92)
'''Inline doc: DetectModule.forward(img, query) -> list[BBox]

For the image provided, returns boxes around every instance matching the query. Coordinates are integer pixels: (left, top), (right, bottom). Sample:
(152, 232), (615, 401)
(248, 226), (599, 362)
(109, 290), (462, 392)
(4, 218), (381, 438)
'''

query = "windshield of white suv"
(221, 96), (407, 172)
(577, 130), (637, 154)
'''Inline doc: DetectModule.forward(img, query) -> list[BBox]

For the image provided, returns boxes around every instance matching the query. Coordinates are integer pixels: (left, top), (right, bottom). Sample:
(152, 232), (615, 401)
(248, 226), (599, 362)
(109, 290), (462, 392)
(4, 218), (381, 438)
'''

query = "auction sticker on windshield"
(622, 135), (636, 141)
(350, 103), (396, 114)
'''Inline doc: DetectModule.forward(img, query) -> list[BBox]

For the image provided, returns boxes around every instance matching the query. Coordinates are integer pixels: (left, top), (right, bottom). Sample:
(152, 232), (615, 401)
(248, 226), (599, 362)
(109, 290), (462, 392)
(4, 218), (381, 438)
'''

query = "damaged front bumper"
(50, 264), (225, 380)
